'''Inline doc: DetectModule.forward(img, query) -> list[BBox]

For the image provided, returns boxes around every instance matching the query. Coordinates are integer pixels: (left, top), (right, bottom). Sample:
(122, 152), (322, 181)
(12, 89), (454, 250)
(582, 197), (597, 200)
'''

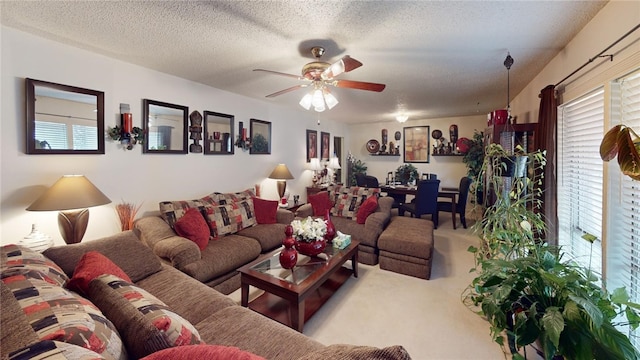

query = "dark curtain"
(535, 85), (558, 245)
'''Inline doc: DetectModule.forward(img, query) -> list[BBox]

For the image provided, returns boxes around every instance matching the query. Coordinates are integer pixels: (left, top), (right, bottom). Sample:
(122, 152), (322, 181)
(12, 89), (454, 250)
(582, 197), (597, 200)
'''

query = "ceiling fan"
(254, 46), (386, 111)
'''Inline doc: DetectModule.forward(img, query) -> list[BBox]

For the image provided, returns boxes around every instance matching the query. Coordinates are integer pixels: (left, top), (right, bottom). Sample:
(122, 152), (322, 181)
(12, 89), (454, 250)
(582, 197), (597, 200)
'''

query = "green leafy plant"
(348, 155), (367, 186)
(466, 243), (640, 360)
(395, 163), (418, 184)
(251, 133), (269, 153)
(107, 125), (144, 150)
(461, 130), (485, 179)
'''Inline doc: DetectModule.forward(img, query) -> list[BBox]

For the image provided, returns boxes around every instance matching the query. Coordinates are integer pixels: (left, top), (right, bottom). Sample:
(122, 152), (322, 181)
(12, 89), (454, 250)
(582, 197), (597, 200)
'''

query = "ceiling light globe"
(299, 93), (313, 110)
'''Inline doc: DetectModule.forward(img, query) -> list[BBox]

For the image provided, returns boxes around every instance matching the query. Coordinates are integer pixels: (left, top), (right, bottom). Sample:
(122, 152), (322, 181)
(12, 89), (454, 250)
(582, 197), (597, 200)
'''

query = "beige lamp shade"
(309, 158), (323, 171)
(328, 156), (341, 170)
(268, 164), (294, 201)
(27, 175), (111, 244)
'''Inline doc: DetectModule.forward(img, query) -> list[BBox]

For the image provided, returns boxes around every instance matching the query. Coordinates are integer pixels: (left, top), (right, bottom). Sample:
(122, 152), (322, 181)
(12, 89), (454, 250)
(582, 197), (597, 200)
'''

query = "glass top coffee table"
(238, 240), (359, 332)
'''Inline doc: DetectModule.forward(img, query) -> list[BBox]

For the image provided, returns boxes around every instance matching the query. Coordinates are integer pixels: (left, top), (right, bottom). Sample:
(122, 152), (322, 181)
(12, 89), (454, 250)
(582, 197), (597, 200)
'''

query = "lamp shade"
(309, 158), (323, 171)
(268, 164), (294, 180)
(328, 157), (341, 170)
(27, 175), (111, 211)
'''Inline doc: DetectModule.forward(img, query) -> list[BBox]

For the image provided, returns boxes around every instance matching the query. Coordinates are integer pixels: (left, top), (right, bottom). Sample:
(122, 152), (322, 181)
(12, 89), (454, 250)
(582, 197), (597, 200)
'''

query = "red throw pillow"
(174, 208), (210, 250)
(252, 197), (278, 224)
(356, 196), (378, 224)
(140, 344), (266, 360)
(68, 251), (132, 294)
(308, 191), (332, 216)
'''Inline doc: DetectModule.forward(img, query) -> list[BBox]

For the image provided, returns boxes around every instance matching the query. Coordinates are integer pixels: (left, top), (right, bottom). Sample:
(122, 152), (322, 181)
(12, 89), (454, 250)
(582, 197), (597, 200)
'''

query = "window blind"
(34, 121), (68, 149)
(557, 88), (604, 276)
(606, 69), (640, 347)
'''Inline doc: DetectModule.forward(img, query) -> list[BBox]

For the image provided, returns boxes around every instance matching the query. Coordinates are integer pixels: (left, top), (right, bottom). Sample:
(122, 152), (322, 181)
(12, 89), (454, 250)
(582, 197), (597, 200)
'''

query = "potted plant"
(460, 131), (485, 204)
(395, 163), (418, 185)
(347, 153), (367, 186)
(466, 144), (640, 359)
(600, 124), (640, 180)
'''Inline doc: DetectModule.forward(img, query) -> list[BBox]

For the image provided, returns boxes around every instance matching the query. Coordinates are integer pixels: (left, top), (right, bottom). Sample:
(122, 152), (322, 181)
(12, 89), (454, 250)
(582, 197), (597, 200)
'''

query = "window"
(34, 121), (67, 149)
(557, 88), (604, 276)
(72, 124), (97, 150)
(607, 69), (640, 346)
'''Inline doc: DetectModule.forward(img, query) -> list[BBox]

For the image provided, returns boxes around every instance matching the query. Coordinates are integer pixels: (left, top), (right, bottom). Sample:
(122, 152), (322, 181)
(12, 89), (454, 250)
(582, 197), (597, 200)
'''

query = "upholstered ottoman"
(378, 216), (435, 279)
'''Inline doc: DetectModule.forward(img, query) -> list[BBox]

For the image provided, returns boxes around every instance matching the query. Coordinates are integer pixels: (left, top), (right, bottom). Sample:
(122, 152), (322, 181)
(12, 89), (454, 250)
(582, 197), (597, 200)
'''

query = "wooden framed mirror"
(249, 118), (271, 155)
(26, 78), (105, 154)
(203, 111), (234, 155)
(143, 99), (188, 154)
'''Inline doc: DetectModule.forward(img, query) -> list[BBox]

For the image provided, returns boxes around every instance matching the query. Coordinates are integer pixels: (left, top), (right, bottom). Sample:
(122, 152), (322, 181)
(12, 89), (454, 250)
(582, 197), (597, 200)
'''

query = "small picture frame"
(321, 131), (330, 160)
(306, 129), (318, 162)
(249, 119), (271, 154)
(403, 125), (430, 163)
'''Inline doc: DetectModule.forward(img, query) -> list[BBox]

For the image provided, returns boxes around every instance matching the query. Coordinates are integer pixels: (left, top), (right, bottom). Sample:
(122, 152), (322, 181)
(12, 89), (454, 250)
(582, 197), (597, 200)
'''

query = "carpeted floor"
(229, 215), (509, 359)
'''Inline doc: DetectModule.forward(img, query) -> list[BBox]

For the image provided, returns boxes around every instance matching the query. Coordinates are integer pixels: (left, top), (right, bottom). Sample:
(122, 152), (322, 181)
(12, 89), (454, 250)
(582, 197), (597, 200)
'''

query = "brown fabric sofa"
(296, 188), (393, 265)
(1, 232), (412, 359)
(135, 208), (294, 295)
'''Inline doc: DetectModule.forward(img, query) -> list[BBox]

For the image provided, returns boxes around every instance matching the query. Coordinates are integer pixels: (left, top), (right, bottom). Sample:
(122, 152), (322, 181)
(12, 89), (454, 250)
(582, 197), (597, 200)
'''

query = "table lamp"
(26, 175), (111, 244)
(309, 158), (323, 186)
(327, 156), (341, 184)
(268, 164), (294, 200)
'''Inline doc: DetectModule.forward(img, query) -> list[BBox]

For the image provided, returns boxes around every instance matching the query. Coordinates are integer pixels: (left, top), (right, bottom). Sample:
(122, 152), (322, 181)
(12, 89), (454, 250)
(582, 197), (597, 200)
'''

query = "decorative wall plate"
(366, 139), (380, 153)
(432, 129), (442, 139)
(394, 131), (401, 140)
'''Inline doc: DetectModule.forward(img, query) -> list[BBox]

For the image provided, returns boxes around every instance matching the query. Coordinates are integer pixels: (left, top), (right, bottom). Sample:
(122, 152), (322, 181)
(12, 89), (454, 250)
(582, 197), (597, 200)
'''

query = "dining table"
(380, 185), (460, 229)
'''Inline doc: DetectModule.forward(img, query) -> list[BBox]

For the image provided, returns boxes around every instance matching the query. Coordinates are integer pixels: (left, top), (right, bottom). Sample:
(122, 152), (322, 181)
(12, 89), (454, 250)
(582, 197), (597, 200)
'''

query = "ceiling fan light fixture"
(311, 89), (325, 108)
(323, 88), (339, 109)
(299, 92), (313, 110)
(328, 61), (345, 78)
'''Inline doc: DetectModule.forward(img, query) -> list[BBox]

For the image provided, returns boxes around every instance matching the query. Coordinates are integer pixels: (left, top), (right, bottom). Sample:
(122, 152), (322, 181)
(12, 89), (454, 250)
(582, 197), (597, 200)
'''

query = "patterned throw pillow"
(67, 251), (132, 295)
(202, 189), (256, 205)
(330, 186), (381, 219)
(9, 340), (106, 360)
(202, 199), (257, 239)
(1, 244), (69, 287)
(1, 274), (126, 360)
(87, 274), (202, 359)
(158, 199), (207, 228)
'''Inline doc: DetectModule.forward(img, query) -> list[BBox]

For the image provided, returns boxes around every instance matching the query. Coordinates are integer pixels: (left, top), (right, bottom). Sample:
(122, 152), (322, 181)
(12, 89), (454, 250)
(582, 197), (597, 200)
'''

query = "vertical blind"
(607, 69), (640, 346)
(557, 88), (604, 276)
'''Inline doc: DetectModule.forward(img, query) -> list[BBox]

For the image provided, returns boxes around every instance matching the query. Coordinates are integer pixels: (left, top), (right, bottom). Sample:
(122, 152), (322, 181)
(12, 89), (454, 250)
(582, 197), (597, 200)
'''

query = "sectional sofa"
(0, 231), (411, 359)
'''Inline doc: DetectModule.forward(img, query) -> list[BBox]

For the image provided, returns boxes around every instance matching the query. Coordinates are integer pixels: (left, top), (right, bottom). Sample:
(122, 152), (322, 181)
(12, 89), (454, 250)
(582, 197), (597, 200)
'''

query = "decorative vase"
(279, 225), (297, 269)
(295, 239), (326, 257)
(324, 209), (336, 244)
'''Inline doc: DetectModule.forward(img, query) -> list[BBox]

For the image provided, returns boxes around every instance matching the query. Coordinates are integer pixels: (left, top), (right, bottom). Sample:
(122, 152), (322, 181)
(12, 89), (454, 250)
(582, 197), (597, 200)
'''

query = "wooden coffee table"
(238, 240), (359, 332)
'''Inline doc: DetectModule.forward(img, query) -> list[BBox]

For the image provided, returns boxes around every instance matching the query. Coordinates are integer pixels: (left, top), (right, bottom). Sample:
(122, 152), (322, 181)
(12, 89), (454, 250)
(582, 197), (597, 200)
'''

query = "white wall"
(0, 26), (348, 245)
(347, 115), (487, 189)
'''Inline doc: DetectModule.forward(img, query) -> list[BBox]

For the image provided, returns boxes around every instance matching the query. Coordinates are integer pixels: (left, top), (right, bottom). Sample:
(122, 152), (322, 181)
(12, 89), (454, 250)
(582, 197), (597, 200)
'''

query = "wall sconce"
(26, 175), (111, 244)
(107, 103), (144, 150)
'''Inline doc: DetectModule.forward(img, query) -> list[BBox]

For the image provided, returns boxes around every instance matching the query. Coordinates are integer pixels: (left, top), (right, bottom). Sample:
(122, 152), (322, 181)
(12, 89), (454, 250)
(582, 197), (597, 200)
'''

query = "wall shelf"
(370, 153), (400, 157)
(432, 154), (464, 157)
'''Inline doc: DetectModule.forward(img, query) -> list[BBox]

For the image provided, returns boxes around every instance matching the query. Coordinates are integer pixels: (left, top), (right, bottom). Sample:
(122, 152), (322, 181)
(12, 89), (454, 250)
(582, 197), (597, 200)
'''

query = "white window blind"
(558, 88), (604, 276)
(607, 69), (640, 347)
(72, 124), (97, 150)
(34, 121), (68, 149)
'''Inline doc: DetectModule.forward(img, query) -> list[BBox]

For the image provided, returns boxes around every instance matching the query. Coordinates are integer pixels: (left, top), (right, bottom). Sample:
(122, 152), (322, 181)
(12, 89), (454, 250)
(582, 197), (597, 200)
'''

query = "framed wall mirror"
(249, 118), (271, 155)
(143, 99), (188, 154)
(203, 111), (234, 155)
(26, 78), (105, 154)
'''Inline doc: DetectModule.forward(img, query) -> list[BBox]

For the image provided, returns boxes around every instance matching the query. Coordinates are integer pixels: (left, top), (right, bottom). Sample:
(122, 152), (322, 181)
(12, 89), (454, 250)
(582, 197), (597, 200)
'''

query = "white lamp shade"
(299, 93), (313, 110)
(309, 158), (323, 171)
(328, 157), (341, 170)
(324, 89), (339, 109)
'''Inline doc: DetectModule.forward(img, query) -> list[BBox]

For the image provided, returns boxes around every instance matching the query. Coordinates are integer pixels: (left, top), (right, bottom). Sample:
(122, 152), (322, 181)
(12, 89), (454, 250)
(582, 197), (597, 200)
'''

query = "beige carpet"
(229, 215), (509, 359)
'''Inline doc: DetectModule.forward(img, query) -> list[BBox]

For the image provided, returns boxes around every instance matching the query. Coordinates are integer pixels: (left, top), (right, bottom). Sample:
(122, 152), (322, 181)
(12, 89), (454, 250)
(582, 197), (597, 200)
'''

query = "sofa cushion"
(308, 191), (332, 216)
(87, 274), (202, 359)
(67, 251), (132, 295)
(8, 340), (106, 360)
(1, 244), (68, 287)
(252, 197), (278, 224)
(236, 223), (287, 253)
(330, 186), (380, 219)
(298, 344), (412, 360)
(43, 231), (163, 283)
(140, 344), (265, 360)
(203, 199), (256, 239)
(159, 199), (208, 229)
(1, 281), (40, 357)
(174, 208), (210, 250)
(356, 196), (378, 224)
(1, 273), (126, 360)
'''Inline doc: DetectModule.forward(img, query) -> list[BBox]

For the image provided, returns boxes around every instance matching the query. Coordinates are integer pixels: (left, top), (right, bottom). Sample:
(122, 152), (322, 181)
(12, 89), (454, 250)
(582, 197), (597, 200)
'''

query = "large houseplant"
(395, 163), (418, 185)
(466, 143), (640, 359)
(460, 130), (485, 203)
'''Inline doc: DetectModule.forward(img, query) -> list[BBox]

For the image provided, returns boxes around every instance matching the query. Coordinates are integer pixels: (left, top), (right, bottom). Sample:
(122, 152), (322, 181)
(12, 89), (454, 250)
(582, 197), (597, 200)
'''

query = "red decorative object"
(295, 239), (326, 257)
(122, 113), (133, 133)
(279, 228), (298, 269)
(494, 109), (509, 125)
(456, 137), (471, 154)
(324, 209), (336, 243)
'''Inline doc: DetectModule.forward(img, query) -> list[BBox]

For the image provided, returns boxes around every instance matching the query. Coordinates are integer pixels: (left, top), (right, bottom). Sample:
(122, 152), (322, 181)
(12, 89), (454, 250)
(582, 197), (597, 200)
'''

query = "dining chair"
(364, 175), (379, 188)
(355, 173), (367, 186)
(437, 176), (472, 228)
(399, 179), (440, 228)
(421, 173), (437, 180)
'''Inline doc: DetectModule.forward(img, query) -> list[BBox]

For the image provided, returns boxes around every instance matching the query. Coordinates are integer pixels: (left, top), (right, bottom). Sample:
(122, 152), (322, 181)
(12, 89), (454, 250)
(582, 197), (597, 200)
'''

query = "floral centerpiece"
(290, 216), (327, 256)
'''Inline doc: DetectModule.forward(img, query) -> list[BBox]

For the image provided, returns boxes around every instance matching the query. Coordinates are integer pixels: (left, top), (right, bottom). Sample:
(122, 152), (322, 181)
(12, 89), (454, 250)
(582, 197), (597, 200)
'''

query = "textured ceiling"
(1, 1), (607, 124)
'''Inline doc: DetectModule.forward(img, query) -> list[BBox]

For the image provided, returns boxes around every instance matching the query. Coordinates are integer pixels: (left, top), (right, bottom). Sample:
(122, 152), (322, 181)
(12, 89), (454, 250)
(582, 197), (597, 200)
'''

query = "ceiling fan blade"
(322, 55), (363, 79)
(253, 69), (304, 80)
(265, 84), (308, 98)
(334, 79), (386, 92)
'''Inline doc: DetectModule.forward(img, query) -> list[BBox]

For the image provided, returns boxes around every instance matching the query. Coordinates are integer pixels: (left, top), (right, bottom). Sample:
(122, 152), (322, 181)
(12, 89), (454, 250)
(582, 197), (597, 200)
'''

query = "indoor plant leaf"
(600, 124), (622, 161)
(616, 127), (640, 180)
(541, 307), (564, 348)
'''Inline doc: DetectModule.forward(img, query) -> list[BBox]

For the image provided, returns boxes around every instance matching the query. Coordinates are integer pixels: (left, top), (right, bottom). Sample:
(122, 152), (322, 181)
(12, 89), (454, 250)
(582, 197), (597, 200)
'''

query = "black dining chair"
(421, 173), (437, 180)
(437, 176), (472, 228)
(364, 175), (379, 188)
(355, 173), (367, 186)
(399, 179), (440, 228)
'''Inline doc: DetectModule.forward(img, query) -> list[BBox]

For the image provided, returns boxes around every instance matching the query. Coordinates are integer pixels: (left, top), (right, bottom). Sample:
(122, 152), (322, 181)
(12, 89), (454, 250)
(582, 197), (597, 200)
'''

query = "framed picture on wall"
(321, 131), (330, 160)
(403, 125), (430, 163)
(249, 118), (271, 154)
(306, 129), (317, 162)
